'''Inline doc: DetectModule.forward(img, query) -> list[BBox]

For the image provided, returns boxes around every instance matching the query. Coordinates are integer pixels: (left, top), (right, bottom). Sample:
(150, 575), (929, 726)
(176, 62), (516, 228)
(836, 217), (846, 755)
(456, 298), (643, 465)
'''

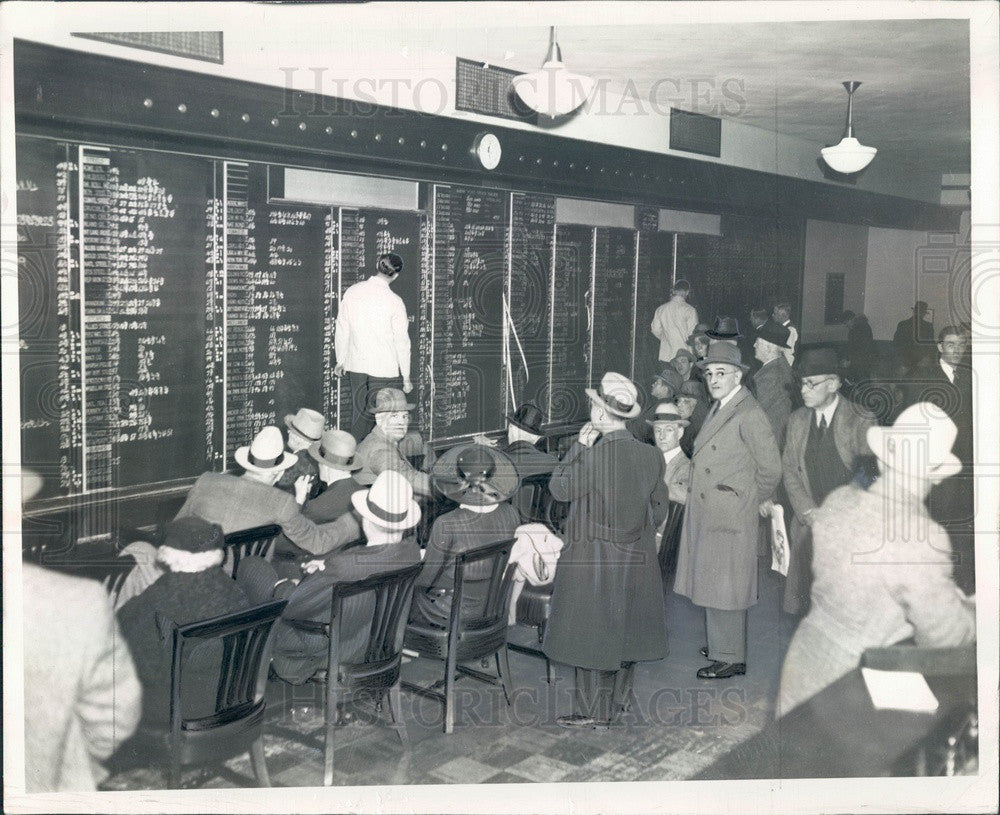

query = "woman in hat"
(117, 516), (251, 725)
(238, 470), (422, 685)
(408, 445), (521, 629)
(778, 403), (976, 714)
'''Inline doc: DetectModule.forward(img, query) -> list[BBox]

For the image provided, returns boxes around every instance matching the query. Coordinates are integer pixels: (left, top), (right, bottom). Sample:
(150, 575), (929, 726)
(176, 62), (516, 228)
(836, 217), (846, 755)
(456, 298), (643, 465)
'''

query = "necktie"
(818, 414), (828, 433)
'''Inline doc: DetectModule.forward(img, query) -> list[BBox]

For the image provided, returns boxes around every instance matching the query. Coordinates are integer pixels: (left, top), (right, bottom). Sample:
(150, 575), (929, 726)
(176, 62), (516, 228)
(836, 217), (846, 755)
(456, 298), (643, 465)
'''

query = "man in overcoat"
(543, 372), (667, 729)
(780, 349), (877, 615)
(750, 320), (796, 448)
(674, 342), (782, 679)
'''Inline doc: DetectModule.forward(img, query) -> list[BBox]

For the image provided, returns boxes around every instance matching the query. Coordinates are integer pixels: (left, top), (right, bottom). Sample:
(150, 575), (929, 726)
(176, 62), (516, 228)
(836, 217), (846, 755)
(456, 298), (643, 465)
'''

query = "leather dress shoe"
(699, 646), (709, 659)
(556, 714), (611, 731)
(697, 661), (746, 679)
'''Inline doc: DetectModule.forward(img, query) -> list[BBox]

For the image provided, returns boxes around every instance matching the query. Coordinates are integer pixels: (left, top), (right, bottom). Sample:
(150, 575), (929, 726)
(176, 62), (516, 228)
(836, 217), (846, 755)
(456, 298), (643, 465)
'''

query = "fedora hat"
(696, 341), (749, 372)
(706, 316), (743, 340)
(371, 387), (415, 414)
(867, 402), (961, 481)
(754, 319), (791, 349)
(678, 379), (707, 401)
(671, 348), (696, 365)
(508, 402), (547, 436)
(654, 366), (684, 395)
(687, 322), (711, 345)
(350, 470), (421, 531)
(309, 428), (362, 471)
(432, 444), (520, 506)
(585, 371), (641, 419)
(284, 408), (324, 442)
(647, 402), (690, 427)
(235, 426), (298, 473)
(797, 348), (841, 379)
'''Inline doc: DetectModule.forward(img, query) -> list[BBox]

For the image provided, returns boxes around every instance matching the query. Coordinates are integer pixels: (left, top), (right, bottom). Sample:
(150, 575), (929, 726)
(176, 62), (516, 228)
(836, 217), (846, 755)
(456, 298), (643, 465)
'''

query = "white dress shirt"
(814, 394), (840, 429)
(335, 276), (411, 378)
(782, 320), (799, 366)
(939, 359), (956, 384)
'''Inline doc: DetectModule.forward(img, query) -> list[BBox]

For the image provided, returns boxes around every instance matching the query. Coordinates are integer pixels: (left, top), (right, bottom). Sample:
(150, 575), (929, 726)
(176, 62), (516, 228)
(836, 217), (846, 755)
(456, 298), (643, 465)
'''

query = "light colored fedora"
(309, 428), (362, 471)
(867, 402), (962, 481)
(350, 470), (422, 531)
(585, 372), (641, 419)
(284, 408), (324, 442)
(235, 426), (298, 474)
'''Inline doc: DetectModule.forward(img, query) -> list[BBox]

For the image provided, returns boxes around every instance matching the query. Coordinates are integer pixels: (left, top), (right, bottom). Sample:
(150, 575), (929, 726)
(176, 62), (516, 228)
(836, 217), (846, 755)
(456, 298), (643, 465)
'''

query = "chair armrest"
(287, 619), (330, 636)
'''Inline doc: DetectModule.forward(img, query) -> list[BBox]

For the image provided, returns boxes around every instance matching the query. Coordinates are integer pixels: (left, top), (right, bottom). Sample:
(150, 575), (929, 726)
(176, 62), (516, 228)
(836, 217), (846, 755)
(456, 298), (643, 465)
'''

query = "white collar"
(815, 394), (840, 427)
(662, 446), (683, 464)
(460, 503), (499, 514)
(939, 359), (956, 383)
(717, 385), (741, 411)
(369, 275), (391, 287)
(321, 468), (353, 486)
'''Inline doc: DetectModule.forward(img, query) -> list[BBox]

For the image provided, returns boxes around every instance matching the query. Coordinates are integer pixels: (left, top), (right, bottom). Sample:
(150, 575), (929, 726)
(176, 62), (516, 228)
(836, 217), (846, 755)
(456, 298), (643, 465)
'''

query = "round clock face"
(475, 133), (502, 170)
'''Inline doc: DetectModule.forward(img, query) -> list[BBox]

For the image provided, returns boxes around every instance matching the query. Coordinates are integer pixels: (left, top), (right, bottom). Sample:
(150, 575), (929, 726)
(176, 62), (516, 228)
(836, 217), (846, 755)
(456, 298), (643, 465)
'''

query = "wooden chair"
(163, 599), (287, 788)
(401, 538), (515, 733)
(222, 524), (282, 575)
(281, 562), (424, 786)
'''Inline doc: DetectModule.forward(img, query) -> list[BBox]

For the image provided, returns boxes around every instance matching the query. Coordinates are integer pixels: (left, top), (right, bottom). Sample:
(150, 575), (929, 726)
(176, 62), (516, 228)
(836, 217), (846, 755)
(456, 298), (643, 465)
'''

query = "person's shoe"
(699, 646), (709, 659)
(556, 714), (611, 730)
(697, 661), (746, 679)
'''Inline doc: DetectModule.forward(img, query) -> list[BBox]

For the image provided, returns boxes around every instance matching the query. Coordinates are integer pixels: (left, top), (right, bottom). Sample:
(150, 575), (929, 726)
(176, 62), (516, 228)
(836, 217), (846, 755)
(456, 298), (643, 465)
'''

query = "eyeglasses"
(801, 377), (835, 391)
(703, 370), (737, 380)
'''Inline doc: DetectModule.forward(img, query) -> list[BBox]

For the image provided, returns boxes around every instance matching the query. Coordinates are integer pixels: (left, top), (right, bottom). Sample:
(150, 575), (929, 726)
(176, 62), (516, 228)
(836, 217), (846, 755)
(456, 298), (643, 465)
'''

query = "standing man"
(892, 300), (934, 374)
(840, 310), (876, 385)
(648, 402), (691, 580)
(675, 379), (709, 458)
(750, 320), (795, 448)
(334, 252), (413, 442)
(781, 349), (877, 615)
(544, 372), (668, 729)
(771, 303), (799, 366)
(674, 343), (782, 680)
(651, 279), (699, 365)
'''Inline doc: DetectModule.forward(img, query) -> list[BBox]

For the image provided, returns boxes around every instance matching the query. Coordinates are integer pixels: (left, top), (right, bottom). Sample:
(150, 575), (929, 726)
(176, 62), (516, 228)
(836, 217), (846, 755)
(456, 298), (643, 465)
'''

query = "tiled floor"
(102, 561), (798, 790)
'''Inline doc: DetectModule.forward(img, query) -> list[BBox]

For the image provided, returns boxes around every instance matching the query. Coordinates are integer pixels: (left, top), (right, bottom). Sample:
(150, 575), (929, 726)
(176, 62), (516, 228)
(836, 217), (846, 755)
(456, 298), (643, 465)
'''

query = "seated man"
(238, 470), (422, 684)
(408, 445), (521, 629)
(275, 407), (325, 497)
(647, 403), (691, 579)
(271, 428), (366, 578)
(117, 517), (250, 725)
(355, 388), (432, 498)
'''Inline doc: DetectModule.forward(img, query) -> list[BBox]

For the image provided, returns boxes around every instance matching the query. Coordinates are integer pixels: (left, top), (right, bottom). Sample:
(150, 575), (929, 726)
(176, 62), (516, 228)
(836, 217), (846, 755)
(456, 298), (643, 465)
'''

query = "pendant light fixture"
(820, 81), (878, 174)
(512, 26), (595, 119)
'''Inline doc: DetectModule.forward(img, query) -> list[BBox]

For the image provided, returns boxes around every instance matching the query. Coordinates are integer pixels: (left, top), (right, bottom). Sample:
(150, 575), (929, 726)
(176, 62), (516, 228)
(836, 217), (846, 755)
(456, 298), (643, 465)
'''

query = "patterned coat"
(778, 484), (976, 713)
(674, 387), (782, 610)
(543, 429), (667, 671)
(751, 355), (795, 449)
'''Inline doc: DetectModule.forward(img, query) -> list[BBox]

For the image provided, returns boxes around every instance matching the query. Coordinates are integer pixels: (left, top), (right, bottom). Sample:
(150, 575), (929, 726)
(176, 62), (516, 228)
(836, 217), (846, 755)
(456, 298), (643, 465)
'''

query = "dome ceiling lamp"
(511, 26), (596, 119)
(820, 81), (878, 174)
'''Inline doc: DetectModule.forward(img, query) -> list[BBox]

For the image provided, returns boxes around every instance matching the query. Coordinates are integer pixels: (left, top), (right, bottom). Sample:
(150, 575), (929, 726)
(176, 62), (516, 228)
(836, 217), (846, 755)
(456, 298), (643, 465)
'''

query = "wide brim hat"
(507, 402), (548, 436)
(235, 426), (298, 473)
(754, 319), (791, 349)
(431, 444), (520, 506)
(584, 371), (642, 419)
(646, 402), (690, 427)
(309, 429), (362, 471)
(350, 472), (422, 531)
(706, 316), (743, 340)
(866, 402), (961, 481)
(797, 348), (841, 378)
(284, 408), (324, 443)
(696, 341), (750, 372)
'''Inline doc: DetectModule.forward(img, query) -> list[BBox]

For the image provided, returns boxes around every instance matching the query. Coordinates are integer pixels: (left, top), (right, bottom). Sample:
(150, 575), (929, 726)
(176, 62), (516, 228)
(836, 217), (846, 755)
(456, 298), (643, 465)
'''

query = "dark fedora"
(706, 316), (743, 340)
(431, 444), (520, 506)
(696, 341), (749, 372)
(507, 402), (547, 436)
(754, 319), (791, 349)
(797, 348), (842, 379)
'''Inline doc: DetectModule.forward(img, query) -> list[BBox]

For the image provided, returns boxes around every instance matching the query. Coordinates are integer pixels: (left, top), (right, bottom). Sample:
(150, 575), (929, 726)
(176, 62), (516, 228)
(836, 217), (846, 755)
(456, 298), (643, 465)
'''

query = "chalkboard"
(546, 224), (592, 424)
(590, 227), (637, 385)
(508, 192), (555, 412)
(430, 185), (507, 440)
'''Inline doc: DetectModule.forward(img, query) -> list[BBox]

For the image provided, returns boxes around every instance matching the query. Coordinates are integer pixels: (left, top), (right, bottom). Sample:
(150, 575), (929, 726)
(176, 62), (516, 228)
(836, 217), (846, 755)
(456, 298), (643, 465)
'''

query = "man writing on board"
(334, 252), (413, 442)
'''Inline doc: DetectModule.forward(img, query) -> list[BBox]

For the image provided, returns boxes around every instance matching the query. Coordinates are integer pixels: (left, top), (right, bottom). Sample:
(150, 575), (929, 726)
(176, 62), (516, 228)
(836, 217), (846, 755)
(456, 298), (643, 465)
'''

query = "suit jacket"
(272, 476), (366, 569)
(902, 360), (973, 465)
(651, 296), (699, 362)
(175, 472), (354, 556)
(23, 565), (142, 792)
(269, 537), (421, 684)
(674, 387), (782, 610)
(650, 448), (690, 528)
(275, 450), (321, 497)
(500, 439), (559, 480)
(751, 355), (795, 449)
(355, 426), (432, 496)
(543, 429), (668, 671)
(679, 399), (709, 458)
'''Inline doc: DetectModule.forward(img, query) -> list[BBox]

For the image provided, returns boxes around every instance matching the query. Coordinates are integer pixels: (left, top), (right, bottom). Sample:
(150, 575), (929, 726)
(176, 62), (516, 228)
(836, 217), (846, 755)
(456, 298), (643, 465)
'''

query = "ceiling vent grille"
(72, 31), (224, 64)
(456, 58), (536, 123)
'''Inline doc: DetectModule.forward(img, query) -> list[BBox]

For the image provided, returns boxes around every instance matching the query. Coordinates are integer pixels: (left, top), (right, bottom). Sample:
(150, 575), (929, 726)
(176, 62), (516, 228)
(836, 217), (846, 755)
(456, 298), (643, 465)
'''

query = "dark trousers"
(347, 371), (403, 442)
(574, 663), (636, 722)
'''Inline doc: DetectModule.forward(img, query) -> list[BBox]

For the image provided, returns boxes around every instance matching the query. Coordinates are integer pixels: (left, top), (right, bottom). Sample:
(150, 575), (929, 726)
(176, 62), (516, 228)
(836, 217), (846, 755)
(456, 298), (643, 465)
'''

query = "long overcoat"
(673, 387), (782, 610)
(543, 429), (667, 671)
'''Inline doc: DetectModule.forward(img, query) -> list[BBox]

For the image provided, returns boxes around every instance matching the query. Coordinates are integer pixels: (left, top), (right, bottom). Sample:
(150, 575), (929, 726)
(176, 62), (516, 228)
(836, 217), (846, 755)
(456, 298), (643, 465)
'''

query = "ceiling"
(372, 18), (972, 177)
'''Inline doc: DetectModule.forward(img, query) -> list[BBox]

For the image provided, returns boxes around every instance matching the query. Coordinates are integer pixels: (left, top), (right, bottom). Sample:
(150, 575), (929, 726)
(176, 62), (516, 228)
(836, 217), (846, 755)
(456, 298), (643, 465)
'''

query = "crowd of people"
(21, 264), (978, 789)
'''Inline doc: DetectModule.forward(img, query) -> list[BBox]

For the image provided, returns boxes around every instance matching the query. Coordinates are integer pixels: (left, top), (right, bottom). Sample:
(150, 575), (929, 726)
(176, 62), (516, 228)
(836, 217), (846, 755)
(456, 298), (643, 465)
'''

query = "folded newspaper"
(770, 503), (790, 576)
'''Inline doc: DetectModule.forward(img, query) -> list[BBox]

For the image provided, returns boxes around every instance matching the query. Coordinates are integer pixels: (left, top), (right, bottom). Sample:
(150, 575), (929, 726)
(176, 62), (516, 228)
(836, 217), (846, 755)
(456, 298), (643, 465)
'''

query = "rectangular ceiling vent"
(669, 108), (722, 157)
(72, 31), (224, 64)
(456, 58), (536, 123)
